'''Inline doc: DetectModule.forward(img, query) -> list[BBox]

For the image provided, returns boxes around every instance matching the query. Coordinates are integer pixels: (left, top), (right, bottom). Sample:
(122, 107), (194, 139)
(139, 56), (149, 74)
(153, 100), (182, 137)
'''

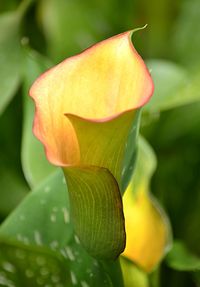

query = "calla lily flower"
(30, 30), (153, 166)
(30, 29), (154, 260)
(122, 137), (171, 272)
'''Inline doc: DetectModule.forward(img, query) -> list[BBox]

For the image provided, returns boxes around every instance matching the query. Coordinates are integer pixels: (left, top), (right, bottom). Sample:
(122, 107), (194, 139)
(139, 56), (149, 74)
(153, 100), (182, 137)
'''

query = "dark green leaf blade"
(0, 237), (71, 286)
(0, 12), (23, 114)
(22, 50), (56, 187)
(0, 170), (120, 286)
(144, 60), (200, 115)
(0, 91), (28, 219)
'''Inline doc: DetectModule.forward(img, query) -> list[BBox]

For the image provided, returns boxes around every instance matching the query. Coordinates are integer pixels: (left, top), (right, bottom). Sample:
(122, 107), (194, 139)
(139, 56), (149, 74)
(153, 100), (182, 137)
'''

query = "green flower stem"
(17, 0), (36, 19)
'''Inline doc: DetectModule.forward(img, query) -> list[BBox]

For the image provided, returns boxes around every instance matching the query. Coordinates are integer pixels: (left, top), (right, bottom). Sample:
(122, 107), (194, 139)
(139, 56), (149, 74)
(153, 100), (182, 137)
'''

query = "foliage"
(0, 0), (200, 286)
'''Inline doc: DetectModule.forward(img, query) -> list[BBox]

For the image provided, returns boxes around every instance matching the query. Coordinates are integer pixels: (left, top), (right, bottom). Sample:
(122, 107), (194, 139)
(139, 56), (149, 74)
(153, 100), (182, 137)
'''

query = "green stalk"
(149, 266), (160, 287)
(17, 0), (36, 19)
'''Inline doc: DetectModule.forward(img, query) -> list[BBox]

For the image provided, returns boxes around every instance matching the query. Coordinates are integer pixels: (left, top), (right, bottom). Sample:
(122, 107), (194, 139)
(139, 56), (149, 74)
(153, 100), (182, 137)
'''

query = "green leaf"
(21, 49), (56, 188)
(0, 0), (35, 114)
(166, 241), (200, 271)
(144, 60), (200, 115)
(64, 166), (125, 260)
(38, 0), (114, 62)
(172, 0), (200, 69)
(193, 271), (200, 285)
(0, 89), (28, 219)
(121, 111), (141, 192)
(0, 237), (71, 286)
(129, 135), (157, 193)
(0, 166), (28, 218)
(0, 170), (122, 286)
(0, 11), (23, 114)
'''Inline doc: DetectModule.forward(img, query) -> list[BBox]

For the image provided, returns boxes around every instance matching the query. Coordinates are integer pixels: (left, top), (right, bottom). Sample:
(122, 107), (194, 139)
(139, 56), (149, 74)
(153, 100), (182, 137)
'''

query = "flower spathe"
(29, 30), (153, 167)
(30, 29), (155, 260)
(122, 136), (171, 272)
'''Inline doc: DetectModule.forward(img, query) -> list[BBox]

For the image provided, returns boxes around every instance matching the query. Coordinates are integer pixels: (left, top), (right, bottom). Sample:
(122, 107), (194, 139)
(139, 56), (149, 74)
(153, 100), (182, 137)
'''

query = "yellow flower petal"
(30, 30), (153, 166)
(122, 137), (171, 272)
(123, 186), (169, 272)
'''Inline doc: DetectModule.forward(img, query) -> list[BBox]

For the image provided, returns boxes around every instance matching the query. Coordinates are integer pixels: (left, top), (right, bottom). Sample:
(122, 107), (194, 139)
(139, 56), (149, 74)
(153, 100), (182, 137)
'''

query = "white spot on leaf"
(50, 214), (56, 223)
(44, 186), (50, 193)
(60, 249), (67, 258)
(62, 207), (69, 224)
(121, 167), (126, 176)
(50, 241), (59, 250)
(34, 230), (42, 245)
(2, 262), (15, 273)
(25, 269), (34, 278)
(36, 256), (46, 266)
(62, 177), (66, 184)
(81, 281), (89, 287)
(51, 274), (60, 283)
(74, 235), (80, 245)
(70, 271), (77, 285)
(40, 267), (49, 276)
(65, 247), (75, 261)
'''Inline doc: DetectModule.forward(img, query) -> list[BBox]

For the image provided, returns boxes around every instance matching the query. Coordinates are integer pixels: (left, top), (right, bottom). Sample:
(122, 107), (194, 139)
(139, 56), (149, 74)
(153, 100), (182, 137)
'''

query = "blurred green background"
(0, 0), (200, 286)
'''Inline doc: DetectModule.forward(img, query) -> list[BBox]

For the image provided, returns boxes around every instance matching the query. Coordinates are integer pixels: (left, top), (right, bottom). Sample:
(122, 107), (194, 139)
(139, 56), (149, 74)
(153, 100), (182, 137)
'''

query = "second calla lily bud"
(30, 29), (154, 260)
